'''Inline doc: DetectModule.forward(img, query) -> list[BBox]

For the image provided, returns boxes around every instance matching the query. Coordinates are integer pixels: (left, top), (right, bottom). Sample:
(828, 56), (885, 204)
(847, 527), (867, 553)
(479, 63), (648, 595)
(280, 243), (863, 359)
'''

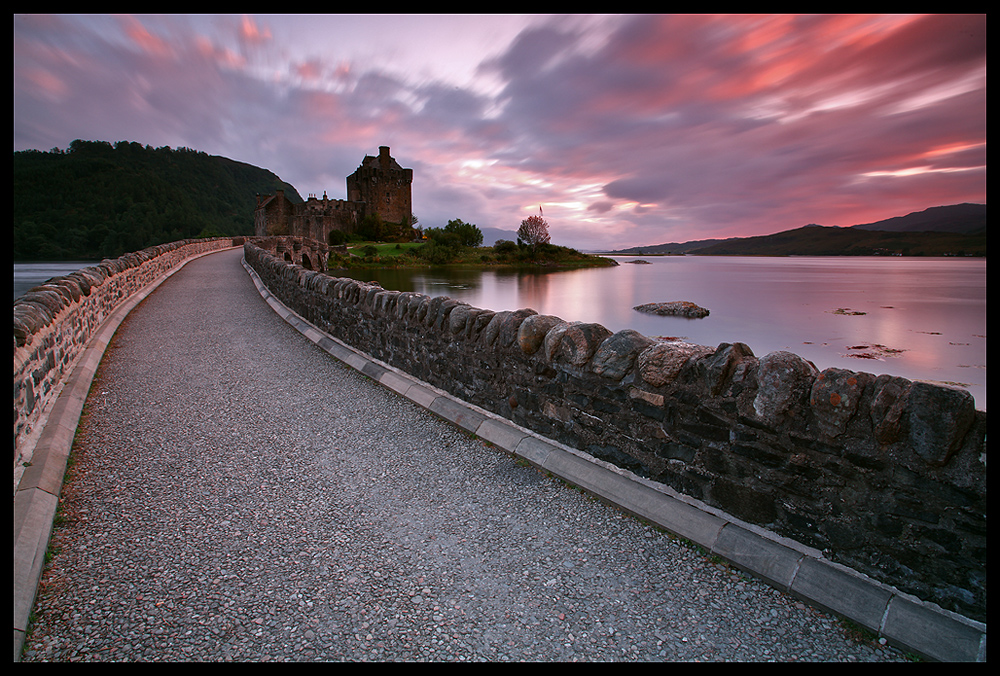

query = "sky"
(13, 13), (987, 251)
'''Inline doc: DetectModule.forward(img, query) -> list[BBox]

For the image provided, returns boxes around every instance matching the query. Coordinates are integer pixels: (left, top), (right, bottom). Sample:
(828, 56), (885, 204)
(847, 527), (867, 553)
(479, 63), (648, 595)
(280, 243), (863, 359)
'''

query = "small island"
(634, 301), (711, 318)
(329, 240), (617, 271)
(327, 217), (618, 271)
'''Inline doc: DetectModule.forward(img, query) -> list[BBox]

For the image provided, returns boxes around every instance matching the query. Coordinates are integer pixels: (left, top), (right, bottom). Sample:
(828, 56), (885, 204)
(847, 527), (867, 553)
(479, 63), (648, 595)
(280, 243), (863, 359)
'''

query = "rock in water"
(633, 301), (710, 318)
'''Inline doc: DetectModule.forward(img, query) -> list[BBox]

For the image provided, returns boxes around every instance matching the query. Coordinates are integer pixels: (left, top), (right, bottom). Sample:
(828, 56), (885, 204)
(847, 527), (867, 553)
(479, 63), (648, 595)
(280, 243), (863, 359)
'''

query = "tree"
(444, 218), (483, 247)
(518, 208), (550, 248)
(358, 213), (384, 241)
(423, 227), (462, 248)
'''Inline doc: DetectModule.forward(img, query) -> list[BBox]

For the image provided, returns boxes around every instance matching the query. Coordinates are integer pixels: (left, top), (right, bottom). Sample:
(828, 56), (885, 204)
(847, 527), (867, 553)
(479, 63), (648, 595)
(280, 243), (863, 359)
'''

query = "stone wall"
(255, 190), (364, 244)
(13, 238), (239, 478)
(244, 240), (987, 624)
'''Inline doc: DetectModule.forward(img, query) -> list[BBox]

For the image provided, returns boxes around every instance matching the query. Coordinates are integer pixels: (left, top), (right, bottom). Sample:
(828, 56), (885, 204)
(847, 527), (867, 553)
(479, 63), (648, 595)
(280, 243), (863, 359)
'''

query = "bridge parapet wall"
(13, 238), (239, 479)
(244, 240), (986, 625)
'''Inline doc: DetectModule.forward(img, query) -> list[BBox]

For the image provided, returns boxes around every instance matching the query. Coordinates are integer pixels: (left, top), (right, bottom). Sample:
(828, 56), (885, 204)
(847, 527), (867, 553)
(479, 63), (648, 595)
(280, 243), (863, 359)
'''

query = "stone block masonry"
(244, 239), (986, 625)
(13, 237), (240, 482)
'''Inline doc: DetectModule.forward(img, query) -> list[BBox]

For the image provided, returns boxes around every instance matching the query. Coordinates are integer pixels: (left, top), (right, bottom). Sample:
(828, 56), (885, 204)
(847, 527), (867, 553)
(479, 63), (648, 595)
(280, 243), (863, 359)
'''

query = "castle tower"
(346, 146), (413, 225)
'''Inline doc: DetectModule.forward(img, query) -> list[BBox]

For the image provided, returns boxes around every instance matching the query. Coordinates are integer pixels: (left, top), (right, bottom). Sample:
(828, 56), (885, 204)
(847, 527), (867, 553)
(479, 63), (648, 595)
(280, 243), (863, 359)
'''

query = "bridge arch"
(254, 236), (330, 271)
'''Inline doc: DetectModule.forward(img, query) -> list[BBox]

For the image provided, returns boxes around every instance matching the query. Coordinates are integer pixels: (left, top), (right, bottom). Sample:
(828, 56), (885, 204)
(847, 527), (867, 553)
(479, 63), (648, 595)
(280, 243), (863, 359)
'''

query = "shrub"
(494, 239), (518, 254)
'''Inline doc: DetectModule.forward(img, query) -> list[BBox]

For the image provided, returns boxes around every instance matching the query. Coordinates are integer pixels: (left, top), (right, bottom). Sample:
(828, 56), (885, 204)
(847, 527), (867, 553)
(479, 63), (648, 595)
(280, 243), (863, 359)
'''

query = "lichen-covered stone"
(754, 350), (818, 423)
(517, 314), (564, 355)
(591, 329), (656, 380)
(482, 311), (511, 347)
(545, 322), (612, 365)
(433, 298), (464, 332)
(637, 341), (715, 387)
(906, 381), (976, 466)
(499, 308), (537, 348)
(870, 374), (911, 445)
(423, 296), (450, 327)
(483, 308), (537, 348)
(810, 368), (872, 437)
(448, 303), (474, 335)
(698, 342), (755, 397)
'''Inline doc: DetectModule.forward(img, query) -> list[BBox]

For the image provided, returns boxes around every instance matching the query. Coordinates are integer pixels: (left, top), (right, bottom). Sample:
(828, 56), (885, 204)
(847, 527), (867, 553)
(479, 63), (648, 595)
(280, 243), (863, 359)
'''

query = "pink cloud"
(19, 66), (69, 102)
(238, 14), (272, 45)
(120, 15), (175, 58)
(194, 35), (245, 69)
(293, 59), (324, 81)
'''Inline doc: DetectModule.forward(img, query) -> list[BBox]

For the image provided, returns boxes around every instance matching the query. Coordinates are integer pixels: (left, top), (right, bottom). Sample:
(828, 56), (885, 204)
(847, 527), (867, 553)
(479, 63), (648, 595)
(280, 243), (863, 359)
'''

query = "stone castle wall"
(255, 190), (363, 242)
(243, 239), (987, 624)
(13, 238), (239, 478)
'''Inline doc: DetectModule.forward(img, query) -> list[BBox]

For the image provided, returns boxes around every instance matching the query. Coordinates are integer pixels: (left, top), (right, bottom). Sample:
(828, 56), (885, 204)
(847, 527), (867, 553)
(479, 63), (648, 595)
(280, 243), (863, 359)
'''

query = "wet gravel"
(21, 249), (910, 662)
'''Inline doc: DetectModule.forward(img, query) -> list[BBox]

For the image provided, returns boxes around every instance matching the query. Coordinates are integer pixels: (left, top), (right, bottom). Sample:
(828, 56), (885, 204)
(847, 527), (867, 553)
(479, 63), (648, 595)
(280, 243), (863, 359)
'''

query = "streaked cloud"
(14, 13), (985, 250)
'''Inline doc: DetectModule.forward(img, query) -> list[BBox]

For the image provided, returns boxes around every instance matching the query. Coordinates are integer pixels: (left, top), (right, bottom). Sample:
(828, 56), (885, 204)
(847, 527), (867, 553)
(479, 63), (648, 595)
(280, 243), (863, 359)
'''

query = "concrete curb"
(12, 247), (238, 662)
(243, 257), (987, 663)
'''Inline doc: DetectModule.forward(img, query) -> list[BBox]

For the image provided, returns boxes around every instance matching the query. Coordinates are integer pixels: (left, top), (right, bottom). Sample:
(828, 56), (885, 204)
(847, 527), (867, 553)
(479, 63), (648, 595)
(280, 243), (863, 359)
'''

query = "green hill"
(13, 139), (302, 261)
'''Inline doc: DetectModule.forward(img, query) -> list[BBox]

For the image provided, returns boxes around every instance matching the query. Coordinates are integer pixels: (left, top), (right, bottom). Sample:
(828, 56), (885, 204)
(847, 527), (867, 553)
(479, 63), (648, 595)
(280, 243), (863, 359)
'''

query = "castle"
(255, 146), (413, 244)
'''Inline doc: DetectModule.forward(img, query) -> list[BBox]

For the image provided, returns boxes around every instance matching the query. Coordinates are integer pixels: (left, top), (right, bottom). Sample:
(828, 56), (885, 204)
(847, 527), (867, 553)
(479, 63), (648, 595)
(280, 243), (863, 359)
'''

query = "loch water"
(341, 255), (987, 411)
(13, 261), (101, 300)
(14, 255), (987, 410)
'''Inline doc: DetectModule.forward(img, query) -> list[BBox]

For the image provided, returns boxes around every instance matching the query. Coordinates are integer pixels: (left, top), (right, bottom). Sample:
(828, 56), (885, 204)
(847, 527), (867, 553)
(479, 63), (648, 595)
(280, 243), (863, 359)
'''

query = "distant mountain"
(850, 203), (985, 234)
(480, 226), (520, 246)
(600, 237), (735, 255)
(687, 224), (985, 257)
(14, 139), (301, 261)
(602, 203), (986, 257)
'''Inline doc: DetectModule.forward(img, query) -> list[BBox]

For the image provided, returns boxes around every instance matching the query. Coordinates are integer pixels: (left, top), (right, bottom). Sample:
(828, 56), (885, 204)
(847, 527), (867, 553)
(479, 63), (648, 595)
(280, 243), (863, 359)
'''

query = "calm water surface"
(13, 262), (101, 300)
(14, 257), (986, 410)
(342, 256), (987, 411)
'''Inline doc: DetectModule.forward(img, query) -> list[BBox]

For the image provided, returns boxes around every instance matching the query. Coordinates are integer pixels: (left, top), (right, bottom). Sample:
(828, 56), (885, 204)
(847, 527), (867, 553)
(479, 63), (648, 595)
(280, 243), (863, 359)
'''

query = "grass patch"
(329, 240), (617, 271)
(346, 242), (425, 258)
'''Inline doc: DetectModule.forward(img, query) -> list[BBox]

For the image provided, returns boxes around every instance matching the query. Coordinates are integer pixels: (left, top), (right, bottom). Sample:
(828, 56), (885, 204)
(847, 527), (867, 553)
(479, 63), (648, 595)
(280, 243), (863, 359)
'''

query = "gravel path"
(21, 248), (910, 662)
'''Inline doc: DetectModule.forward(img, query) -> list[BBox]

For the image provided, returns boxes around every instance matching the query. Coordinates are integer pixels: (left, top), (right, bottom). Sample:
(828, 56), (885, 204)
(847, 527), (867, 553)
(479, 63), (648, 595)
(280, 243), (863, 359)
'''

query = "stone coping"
(240, 256), (986, 663)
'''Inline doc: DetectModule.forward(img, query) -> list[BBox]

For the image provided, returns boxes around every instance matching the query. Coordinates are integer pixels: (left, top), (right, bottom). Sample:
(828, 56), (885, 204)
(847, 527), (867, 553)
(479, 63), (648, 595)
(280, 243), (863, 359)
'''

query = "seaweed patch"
(843, 343), (906, 360)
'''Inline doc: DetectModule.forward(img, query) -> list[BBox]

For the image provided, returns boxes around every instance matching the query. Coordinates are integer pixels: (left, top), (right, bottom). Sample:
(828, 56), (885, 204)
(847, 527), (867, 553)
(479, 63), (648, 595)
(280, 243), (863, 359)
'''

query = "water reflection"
(344, 266), (564, 315)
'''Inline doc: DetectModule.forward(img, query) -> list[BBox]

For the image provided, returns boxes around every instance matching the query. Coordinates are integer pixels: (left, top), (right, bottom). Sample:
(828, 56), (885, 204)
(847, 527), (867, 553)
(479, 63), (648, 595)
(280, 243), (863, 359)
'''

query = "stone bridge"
(13, 237), (986, 662)
(248, 235), (336, 270)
